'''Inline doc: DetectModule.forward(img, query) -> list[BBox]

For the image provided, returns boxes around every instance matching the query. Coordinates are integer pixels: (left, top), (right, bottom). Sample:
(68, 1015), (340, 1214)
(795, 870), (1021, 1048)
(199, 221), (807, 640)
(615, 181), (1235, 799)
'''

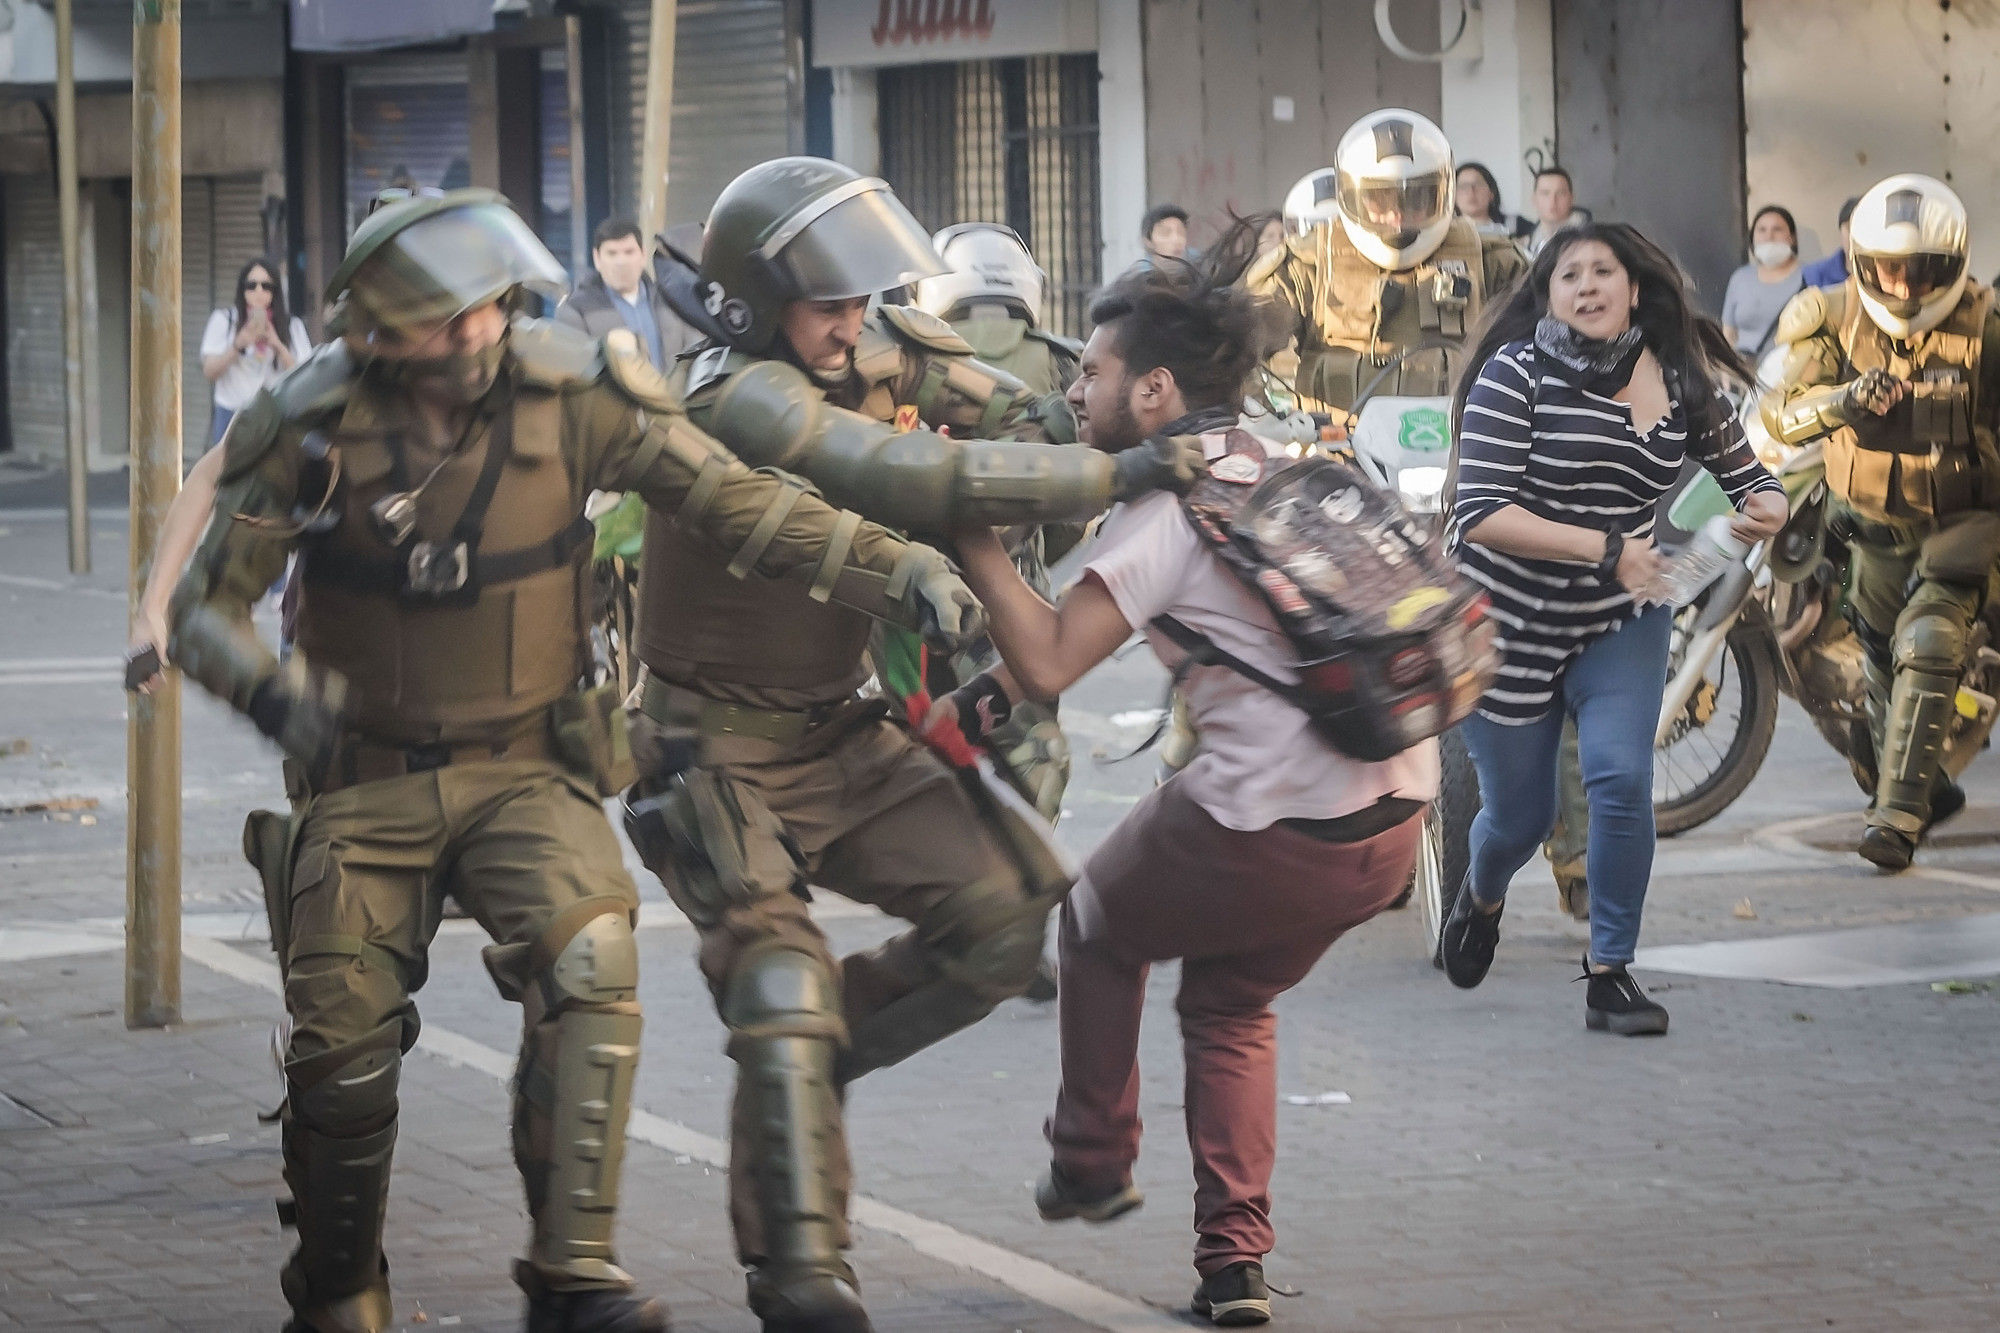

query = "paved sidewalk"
(0, 949), (1109, 1333)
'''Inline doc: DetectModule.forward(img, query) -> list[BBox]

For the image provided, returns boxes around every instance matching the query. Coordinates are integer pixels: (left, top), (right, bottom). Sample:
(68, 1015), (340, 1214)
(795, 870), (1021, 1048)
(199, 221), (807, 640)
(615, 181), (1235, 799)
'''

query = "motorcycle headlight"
(1397, 465), (1448, 513)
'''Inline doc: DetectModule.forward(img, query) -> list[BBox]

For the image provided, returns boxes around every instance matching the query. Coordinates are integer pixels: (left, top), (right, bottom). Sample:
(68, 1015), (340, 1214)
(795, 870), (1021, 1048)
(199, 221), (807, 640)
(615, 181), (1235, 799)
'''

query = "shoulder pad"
(223, 342), (355, 482)
(877, 304), (976, 356)
(1774, 285), (1836, 347)
(1480, 232), (1528, 275)
(1025, 326), (1083, 357)
(673, 343), (760, 399)
(600, 327), (679, 410)
(507, 315), (603, 389)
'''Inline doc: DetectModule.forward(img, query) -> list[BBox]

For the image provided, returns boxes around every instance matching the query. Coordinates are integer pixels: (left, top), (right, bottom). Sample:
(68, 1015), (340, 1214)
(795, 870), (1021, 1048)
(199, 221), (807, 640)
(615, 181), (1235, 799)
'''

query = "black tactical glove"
(245, 659), (349, 779)
(1110, 433), (1207, 501)
(1840, 367), (1905, 420)
(898, 542), (988, 653)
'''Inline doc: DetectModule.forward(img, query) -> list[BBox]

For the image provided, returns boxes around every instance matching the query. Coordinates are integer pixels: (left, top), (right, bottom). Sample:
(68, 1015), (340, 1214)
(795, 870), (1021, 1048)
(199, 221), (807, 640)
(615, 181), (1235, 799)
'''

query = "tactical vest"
(1285, 216), (1493, 412)
(948, 310), (1078, 399)
(293, 382), (592, 741)
(1823, 282), (1997, 522)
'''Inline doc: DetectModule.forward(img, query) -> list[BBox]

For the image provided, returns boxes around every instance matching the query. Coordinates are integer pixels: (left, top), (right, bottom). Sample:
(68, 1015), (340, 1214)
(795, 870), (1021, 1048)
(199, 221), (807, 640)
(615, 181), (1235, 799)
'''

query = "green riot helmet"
(326, 188), (567, 338)
(697, 157), (947, 353)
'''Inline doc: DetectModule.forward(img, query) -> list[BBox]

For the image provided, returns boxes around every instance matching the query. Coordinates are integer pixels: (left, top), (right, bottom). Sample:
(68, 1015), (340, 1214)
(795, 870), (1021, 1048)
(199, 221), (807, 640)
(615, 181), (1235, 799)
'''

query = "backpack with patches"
(1158, 429), (1497, 761)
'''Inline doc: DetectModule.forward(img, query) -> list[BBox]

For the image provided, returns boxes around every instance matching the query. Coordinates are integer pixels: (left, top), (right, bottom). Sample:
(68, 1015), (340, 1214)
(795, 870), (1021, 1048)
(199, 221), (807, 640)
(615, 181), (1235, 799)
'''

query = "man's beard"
(1089, 388), (1146, 454)
(374, 339), (506, 404)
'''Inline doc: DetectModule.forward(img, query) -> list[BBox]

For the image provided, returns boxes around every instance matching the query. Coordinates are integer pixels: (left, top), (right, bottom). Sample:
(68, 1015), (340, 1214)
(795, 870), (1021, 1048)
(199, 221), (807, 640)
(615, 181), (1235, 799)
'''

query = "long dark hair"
(1453, 221), (1752, 439)
(1088, 214), (1288, 412)
(1456, 161), (1506, 223)
(232, 257), (292, 343)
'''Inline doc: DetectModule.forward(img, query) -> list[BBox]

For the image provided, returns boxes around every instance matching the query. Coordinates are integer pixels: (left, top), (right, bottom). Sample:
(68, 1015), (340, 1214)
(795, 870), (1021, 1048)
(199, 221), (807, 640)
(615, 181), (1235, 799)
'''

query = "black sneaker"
(1034, 1163), (1143, 1223)
(1439, 879), (1504, 989)
(1580, 960), (1669, 1036)
(1191, 1261), (1271, 1326)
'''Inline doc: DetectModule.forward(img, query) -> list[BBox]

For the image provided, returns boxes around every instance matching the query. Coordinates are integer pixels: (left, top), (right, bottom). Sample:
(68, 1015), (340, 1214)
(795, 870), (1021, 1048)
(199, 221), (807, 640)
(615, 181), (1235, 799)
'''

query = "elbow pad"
(1768, 384), (1858, 447)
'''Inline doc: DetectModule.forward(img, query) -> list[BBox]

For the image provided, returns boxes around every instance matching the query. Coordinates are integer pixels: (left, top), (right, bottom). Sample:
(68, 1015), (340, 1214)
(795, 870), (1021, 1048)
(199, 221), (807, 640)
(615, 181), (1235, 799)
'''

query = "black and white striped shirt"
(1448, 339), (1783, 725)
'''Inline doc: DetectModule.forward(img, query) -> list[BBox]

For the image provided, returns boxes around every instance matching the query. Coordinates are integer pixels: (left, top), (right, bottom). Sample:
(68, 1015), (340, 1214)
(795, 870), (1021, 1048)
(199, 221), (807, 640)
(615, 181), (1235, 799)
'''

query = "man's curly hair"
(1087, 216), (1289, 412)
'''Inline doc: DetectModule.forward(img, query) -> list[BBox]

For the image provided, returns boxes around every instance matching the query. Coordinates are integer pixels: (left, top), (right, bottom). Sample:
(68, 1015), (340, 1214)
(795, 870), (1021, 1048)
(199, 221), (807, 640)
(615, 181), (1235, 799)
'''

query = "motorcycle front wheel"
(1653, 618), (1782, 836)
(1418, 726), (1480, 966)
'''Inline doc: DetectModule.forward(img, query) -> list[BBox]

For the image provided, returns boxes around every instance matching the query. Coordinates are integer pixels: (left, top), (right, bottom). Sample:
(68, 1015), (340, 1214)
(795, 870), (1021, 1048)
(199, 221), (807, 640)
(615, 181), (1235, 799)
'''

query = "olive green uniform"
(1762, 279), (2000, 838)
(170, 319), (948, 1332)
(624, 306), (1107, 1306)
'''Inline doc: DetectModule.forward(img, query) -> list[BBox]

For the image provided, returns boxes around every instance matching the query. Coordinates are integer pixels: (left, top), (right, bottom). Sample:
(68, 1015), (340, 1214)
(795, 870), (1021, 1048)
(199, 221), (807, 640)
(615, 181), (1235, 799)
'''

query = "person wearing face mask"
(1762, 174), (2000, 870)
(162, 188), (985, 1333)
(1723, 204), (1806, 359)
(1439, 222), (1787, 1034)
(630, 156), (1212, 1332)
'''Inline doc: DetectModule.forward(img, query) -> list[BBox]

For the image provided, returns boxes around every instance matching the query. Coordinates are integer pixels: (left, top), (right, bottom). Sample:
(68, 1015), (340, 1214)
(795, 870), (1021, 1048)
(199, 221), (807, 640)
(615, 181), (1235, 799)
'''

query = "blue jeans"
(1459, 606), (1673, 967)
(210, 404), (235, 447)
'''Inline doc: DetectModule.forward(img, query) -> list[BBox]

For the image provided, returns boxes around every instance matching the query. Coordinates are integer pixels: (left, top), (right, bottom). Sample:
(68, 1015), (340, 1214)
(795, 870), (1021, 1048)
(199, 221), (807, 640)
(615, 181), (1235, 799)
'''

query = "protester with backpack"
(1440, 222), (1787, 1033)
(922, 223), (1457, 1327)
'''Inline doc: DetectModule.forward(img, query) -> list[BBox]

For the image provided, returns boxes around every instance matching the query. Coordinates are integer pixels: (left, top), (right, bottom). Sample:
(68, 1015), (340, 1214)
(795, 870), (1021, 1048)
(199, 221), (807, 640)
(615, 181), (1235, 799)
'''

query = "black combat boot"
(1858, 824), (1917, 872)
(747, 1263), (872, 1333)
(523, 1284), (670, 1333)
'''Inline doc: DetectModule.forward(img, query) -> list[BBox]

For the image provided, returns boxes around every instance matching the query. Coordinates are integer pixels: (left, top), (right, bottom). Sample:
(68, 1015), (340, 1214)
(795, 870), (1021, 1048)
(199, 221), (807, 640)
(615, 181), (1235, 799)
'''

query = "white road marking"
(0, 672), (124, 687)
(178, 935), (1184, 1333)
(1753, 809), (2000, 895)
(0, 572), (126, 600)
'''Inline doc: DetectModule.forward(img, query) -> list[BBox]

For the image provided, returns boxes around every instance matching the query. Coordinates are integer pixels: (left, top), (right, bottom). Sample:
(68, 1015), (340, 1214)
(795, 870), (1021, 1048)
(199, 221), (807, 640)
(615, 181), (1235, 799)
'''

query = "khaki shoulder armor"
(1478, 233), (1530, 288)
(1025, 326), (1084, 358)
(599, 326), (679, 410)
(508, 315), (603, 389)
(877, 304), (976, 356)
(673, 343), (758, 400)
(222, 342), (355, 482)
(1774, 284), (1839, 347)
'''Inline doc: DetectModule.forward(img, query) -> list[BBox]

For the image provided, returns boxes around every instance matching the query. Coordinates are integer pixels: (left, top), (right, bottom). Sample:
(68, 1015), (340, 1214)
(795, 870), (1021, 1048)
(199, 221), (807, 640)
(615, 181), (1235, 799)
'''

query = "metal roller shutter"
(609, 0), (797, 228)
(346, 54), (474, 237)
(3, 172), (64, 461)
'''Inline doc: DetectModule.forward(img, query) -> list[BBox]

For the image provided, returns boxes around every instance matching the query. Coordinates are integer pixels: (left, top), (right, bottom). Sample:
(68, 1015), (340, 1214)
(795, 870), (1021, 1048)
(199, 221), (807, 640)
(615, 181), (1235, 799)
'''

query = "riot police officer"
(626, 157), (1206, 1332)
(1248, 108), (1527, 414)
(167, 189), (979, 1333)
(1763, 173), (2000, 870)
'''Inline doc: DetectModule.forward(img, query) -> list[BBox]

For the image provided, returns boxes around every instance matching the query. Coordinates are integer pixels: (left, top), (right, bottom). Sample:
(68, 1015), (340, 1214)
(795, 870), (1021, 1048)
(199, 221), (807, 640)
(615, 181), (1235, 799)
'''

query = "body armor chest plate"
(294, 386), (585, 739)
(1825, 284), (1996, 521)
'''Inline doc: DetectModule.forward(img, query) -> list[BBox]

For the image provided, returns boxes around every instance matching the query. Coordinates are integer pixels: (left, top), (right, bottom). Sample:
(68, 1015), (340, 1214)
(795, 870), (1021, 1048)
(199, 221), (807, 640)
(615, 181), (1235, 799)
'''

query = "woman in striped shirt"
(1438, 222), (1788, 1034)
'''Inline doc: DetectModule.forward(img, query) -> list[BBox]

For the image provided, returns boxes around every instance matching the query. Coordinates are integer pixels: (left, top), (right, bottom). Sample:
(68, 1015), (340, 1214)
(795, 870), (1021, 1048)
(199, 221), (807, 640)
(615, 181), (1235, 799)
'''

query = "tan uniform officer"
(167, 189), (980, 1333)
(1762, 173), (2000, 870)
(624, 157), (1207, 1333)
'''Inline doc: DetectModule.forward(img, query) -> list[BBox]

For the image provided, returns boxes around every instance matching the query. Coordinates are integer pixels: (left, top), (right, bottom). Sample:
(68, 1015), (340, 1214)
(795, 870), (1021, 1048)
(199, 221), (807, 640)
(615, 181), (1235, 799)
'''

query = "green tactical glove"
(898, 543), (987, 653)
(245, 657), (350, 779)
(1110, 433), (1208, 501)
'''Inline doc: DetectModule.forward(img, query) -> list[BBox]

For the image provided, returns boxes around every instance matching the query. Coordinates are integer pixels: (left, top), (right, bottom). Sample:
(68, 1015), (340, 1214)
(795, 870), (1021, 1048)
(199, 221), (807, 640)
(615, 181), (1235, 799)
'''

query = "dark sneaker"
(1439, 879), (1504, 989)
(1191, 1261), (1272, 1326)
(523, 1286), (670, 1333)
(1035, 1163), (1143, 1223)
(1858, 824), (1916, 872)
(1581, 961), (1669, 1036)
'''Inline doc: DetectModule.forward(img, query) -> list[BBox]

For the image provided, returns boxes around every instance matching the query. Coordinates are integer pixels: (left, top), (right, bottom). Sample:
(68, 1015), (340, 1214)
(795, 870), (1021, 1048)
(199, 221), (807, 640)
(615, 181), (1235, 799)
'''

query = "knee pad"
(538, 904), (639, 1010)
(1893, 613), (1966, 678)
(722, 945), (845, 1046)
(924, 875), (1047, 1001)
(288, 1023), (402, 1136)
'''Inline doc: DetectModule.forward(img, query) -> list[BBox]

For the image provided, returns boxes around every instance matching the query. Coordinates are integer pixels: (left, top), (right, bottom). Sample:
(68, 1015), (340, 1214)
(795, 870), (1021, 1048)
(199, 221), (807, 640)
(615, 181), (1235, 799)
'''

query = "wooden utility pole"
(127, 0), (182, 1029)
(56, 0), (88, 573)
(638, 0), (679, 242)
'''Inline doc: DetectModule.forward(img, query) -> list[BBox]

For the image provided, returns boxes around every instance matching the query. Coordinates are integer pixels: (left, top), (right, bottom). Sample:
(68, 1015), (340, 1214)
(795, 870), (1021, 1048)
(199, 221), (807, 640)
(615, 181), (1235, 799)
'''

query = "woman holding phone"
(200, 257), (311, 448)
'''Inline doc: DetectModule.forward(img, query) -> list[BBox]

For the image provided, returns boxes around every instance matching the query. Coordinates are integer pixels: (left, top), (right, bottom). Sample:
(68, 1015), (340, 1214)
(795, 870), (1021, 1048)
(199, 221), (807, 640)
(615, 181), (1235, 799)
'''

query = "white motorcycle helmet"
(1282, 168), (1341, 237)
(913, 222), (1046, 324)
(1333, 109), (1455, 271)
(1849, 173), (1970, 339)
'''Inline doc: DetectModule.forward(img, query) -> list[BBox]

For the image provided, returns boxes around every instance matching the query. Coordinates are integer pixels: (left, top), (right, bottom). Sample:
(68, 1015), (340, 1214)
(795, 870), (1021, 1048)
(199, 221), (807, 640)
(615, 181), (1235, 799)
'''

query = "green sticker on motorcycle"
(1399, 406), (1450, 453)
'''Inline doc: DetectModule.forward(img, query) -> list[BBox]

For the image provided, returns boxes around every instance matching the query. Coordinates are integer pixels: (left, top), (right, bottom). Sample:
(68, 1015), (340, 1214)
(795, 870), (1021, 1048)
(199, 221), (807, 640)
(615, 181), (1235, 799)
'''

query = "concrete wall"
(1552, 0), (1745, 312)
(1140, 0), (1443, 245)
(1744, 0), (2000, 281)
(1439, 0), (1555, 220)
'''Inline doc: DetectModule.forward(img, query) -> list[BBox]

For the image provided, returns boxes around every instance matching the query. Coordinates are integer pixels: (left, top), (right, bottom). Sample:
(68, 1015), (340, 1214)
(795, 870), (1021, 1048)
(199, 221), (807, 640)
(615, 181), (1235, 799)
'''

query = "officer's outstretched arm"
(595, 395), (983, 646)
(1761, 286), (1866, 446)
(697, 359), (1201, 534)
(166, 405), (346, 769)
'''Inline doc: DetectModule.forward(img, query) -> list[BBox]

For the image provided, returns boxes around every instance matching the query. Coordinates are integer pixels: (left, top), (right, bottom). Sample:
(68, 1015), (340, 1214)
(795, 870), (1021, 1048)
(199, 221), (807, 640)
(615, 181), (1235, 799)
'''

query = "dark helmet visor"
(770, 186), (947, 301)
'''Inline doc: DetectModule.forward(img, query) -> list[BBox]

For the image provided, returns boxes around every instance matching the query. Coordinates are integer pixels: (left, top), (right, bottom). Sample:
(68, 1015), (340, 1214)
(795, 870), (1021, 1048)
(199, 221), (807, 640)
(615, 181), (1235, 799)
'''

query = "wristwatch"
(1595, 531), (1624, 582)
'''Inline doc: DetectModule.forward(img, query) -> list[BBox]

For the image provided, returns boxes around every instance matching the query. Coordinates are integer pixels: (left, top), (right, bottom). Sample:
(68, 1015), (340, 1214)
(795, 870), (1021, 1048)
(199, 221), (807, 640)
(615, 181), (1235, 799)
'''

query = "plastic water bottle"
(1650, 514), (1748, 608)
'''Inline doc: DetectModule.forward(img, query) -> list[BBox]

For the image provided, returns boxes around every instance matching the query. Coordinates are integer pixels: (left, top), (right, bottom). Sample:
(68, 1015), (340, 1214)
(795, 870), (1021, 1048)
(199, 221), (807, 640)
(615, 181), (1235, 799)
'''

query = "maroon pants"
(1046, 779), (1419, 1275)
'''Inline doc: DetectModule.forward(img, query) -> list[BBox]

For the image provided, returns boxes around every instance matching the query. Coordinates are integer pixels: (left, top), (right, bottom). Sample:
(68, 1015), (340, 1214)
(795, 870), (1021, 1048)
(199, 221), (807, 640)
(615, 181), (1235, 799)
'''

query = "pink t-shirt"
(1084, 439), (1439, 832)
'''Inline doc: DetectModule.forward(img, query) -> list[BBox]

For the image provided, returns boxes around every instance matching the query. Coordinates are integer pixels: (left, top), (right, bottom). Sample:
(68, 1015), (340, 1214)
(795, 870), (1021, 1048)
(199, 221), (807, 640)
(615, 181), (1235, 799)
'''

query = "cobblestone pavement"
(5, 501), (2000, 1331)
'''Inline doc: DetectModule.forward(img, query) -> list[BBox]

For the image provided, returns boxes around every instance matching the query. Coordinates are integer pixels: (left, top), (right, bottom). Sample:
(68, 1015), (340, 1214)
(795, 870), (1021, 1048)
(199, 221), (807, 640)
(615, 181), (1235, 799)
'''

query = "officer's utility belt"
(641, 675), (856, 747)
(289, 725), (558, 797)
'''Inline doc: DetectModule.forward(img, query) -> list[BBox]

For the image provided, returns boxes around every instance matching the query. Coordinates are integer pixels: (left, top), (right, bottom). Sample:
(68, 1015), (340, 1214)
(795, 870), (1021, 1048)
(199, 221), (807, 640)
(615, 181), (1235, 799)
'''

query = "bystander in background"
(1526, 167), (1591, 256)
(555, 217), (699, 368)
(199, 258), (311, 448)
(1722, 204), (1805, 359)
(1456, 161), (1534, 241)
(1798, 195), (1859, 289)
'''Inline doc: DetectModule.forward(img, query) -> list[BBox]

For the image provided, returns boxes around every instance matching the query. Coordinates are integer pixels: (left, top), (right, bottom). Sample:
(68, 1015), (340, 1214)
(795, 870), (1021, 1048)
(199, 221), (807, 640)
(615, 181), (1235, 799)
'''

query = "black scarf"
(1157, 404), (1239, 437)
(1533, 315), (1646, 396)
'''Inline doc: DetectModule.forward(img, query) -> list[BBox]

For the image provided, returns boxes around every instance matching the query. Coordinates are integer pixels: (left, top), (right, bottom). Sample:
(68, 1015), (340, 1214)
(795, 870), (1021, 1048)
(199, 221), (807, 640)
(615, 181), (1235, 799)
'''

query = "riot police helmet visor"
(1854, 251), (1964, 309)
(1338, 171), (1450, 246)
(352, 205), (569, 333)
(770, 187), (948, 301)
